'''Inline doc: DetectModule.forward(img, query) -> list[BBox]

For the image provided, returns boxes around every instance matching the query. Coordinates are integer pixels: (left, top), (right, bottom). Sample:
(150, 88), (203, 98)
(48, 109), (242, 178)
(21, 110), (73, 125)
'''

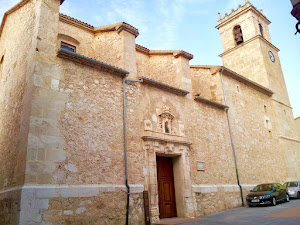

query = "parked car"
(283, 181), (300, 199)
(246, 183), (289, 207)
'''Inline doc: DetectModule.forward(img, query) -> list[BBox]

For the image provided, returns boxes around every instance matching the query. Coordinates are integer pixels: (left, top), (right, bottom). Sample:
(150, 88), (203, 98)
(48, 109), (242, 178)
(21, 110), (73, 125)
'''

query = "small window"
(61, 42), (76, 53)
(234, 25), (243, 45)
(259, 24), (264, 37)
(264, 105), (267, 113)
(236, 85), (240, 92)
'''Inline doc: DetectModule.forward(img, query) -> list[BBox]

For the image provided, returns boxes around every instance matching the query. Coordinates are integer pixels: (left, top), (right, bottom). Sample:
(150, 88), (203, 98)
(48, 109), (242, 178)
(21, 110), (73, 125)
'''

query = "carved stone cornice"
(142, 130), (192, 146)
(216, 2), (270, 29)
(116, 22), (139, 37)
(94, 22), (139, 37)
(174, 51), (194, 60)
(59, 14), (95, 33)
(219, 35), (279, 58)
(136, 44), (150, 55)
(149, 50), (194, 60)
(59, 15), (139, 37)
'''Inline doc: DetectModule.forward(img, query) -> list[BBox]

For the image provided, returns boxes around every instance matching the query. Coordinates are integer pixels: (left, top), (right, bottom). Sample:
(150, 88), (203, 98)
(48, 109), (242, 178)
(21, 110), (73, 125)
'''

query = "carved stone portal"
(142, 137), (194, 223)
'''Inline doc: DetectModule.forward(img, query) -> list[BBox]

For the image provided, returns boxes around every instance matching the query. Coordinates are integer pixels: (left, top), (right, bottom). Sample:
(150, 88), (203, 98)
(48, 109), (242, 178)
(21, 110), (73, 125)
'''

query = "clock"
(268, 51), (275, 62)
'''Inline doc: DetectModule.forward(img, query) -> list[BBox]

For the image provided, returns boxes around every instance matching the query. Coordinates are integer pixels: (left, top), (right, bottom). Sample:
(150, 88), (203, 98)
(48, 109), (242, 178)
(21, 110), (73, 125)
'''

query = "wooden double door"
(156, 156), (177, 219)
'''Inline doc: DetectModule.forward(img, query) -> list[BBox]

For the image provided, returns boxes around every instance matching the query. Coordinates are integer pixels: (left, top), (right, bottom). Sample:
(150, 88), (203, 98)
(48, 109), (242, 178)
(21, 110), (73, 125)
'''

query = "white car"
(283, 181), (300, 198)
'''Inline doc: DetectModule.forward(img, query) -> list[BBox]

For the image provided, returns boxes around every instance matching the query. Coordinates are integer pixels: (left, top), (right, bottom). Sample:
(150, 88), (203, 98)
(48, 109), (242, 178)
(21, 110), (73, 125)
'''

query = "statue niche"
(157, 106), (175, 135)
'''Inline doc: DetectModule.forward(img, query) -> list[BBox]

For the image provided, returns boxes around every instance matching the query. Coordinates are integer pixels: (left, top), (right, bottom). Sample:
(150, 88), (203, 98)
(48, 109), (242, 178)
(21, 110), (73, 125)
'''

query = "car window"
(253, 184), (273, 192)
(284, 182), (298, 187)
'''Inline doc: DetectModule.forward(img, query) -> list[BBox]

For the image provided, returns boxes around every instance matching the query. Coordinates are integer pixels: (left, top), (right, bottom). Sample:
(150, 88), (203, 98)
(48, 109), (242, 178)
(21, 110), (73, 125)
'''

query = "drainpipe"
(123, 77), (143, 225)
(123, 77), (130, 225)
(220, 67), (245, 207)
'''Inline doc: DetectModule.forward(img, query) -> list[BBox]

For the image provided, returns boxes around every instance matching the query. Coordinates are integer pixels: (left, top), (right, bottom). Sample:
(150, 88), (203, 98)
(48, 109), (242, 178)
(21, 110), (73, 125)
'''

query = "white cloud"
(89, 0), (216, 49)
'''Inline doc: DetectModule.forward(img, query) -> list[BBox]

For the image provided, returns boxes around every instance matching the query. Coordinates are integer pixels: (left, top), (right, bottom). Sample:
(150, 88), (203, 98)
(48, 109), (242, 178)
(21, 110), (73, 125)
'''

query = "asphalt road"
(185, 198), (300, 225)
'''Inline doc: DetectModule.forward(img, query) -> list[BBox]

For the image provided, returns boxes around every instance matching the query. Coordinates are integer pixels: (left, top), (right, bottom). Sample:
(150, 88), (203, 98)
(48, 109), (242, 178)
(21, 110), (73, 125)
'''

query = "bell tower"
(216, 0), (300, 180)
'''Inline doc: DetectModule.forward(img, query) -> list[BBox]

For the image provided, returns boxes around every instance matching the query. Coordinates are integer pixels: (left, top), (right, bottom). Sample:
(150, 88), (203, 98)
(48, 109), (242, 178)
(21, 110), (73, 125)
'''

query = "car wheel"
(285, 194), (290, 202)
(271, 197), (276, 206)
(248, 204), (253, 207)
(298, 192), (300, 199)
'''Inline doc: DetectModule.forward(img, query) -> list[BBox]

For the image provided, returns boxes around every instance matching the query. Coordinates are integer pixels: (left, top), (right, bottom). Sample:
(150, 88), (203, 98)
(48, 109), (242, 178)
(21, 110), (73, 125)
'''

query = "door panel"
(157, 157), (177, 219)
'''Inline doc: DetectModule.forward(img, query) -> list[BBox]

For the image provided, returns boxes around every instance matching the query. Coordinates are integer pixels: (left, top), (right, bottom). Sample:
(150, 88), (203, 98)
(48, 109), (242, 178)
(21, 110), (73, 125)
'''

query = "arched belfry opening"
(259, 24), (264, 37)
(234, 25), (244, 45)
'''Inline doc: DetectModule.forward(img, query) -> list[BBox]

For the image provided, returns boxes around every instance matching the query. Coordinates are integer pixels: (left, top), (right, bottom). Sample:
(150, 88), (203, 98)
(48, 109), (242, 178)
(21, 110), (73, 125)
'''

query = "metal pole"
(123, 77), (130, 225)
(220, 68), (245, 207)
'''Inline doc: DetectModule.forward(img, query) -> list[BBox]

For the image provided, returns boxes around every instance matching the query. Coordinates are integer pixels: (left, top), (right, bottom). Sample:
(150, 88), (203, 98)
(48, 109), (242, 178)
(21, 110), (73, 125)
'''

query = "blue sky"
(1, 0), (299, 118)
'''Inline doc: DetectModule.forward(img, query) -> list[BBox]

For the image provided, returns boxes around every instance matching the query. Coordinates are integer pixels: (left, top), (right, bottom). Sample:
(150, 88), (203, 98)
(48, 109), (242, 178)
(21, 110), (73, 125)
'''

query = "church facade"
(0, 0), (299, 224)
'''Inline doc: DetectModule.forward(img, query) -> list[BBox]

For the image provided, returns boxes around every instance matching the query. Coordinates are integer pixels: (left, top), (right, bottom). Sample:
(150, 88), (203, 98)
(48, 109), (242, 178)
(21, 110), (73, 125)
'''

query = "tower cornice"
(216, 2), (270, 30)
(219, 35), (279, 58)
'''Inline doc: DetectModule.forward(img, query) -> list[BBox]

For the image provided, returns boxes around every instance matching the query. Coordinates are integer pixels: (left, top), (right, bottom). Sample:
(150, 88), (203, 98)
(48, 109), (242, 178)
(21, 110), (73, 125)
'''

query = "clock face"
(268, 51), (275, 62)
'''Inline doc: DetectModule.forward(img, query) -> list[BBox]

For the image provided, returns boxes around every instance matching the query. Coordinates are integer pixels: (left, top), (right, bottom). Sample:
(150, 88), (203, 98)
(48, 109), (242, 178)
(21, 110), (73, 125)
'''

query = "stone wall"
(0, 0), (45, 221)
(19, 185), (144, 225)
(190, 66), (224, 104)
(222, 73), (288, 184)
(221, 38), (270, 89)
(58, 21), (95, 57)
(0, 0), (36, 191)
(193, 185), (241, 216)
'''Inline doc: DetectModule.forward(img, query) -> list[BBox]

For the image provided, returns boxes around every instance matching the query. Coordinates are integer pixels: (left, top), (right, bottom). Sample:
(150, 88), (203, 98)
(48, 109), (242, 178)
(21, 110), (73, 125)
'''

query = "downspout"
(220, 67), (245, 207)
(123, 77), (143, 225)
(123, 77), (130, 225)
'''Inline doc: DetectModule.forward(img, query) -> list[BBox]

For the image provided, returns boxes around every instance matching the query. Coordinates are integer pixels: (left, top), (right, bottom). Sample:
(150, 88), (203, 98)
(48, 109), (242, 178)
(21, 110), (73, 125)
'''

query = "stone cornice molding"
(221, 66), (274, 97)
(149, 50), (194, 60)
(136, 44), (150, 55)
(136, 46), (193, 60)
(116, 22), (139, 37)
(59, 14), (139, 37)
(216, 2), (270, 29)
(190, 65), (221, 75)
(0, 0), (30, 38)
(194, 96), (228, 110)
(59, 14), (95, 33)
(174, 50), (194, 60)
(141, 76), (189, 96)
(142, 130), (192, 146)
(57, 48), (129, 78)
(219, 35), (279, 58)
(94, 22), (139, 37)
